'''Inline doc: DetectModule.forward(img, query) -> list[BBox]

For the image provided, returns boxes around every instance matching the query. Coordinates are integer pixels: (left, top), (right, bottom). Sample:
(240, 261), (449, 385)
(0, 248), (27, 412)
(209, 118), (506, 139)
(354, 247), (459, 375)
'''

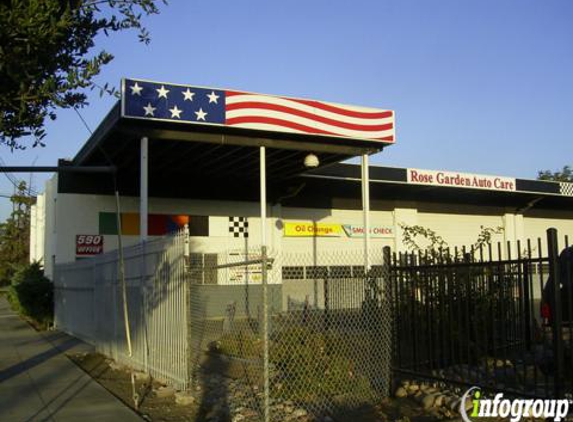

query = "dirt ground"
(69, 352), (200, 422)
(67, 352), (440, 422)
(2, 309), (459, 422)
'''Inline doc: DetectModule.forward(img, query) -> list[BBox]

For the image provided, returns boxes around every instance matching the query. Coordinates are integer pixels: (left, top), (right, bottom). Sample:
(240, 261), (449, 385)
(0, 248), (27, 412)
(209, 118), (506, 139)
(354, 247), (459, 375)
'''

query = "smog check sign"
(342, 224), (393, 238)
(407, 168), (516, 192)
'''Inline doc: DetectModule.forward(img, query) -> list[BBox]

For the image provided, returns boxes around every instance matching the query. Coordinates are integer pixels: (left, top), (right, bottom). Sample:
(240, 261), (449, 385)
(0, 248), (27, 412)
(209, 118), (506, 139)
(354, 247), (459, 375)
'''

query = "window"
(329, 266), (352, 279)
(306, 266), (328, 279)
(352, 265), (365, 277)
(282, 266), (305, 280)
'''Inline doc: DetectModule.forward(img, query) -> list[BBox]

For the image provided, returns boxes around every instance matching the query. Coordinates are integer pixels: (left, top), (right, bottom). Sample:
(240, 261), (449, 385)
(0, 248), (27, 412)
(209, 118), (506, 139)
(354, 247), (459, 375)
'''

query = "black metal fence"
(390, 228), (573, 399)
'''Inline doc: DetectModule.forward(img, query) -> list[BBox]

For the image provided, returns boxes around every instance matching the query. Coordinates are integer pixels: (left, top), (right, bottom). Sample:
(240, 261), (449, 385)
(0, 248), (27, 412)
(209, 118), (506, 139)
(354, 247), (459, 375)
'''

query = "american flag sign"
(122, 78), (395, 144)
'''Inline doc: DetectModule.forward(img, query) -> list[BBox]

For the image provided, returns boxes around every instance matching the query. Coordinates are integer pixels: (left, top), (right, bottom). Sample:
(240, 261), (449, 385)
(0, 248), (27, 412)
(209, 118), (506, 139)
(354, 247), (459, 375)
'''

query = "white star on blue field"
(123, 79), (226, 124)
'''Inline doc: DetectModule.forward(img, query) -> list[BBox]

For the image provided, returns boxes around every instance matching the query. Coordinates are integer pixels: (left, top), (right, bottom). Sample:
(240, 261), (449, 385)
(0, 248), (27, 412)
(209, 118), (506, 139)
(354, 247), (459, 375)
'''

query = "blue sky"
(1, 0), (572, 220)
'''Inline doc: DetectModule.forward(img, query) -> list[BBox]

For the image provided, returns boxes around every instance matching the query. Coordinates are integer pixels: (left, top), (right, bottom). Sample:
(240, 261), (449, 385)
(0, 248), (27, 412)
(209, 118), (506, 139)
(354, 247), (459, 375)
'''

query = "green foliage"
(396, 224), (517, 366)
(400, 224), (448, 261)
(271, 327), (371, 402)
(399, 224), (504, 262)
(396, 264), (516, 365)
(0, 182), (35, 286)
(473, 226), (505, 250)
(0, 0), (166, 149)
(8, 261), (53, 327)
(537, 165), (573, 182)
(214, 330), (262, 358)
(216, 326), (372, 403)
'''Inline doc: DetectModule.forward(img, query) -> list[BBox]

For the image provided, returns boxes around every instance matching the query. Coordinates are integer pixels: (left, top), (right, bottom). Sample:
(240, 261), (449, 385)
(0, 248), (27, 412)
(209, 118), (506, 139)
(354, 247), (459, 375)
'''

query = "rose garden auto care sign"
(76, 235), (104, 256)
(407, 168), (516, 192)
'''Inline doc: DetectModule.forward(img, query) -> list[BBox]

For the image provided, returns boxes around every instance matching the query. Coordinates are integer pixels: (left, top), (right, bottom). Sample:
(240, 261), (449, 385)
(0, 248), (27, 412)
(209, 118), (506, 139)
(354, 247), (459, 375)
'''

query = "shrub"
(8, 262), (53, 328)
(215, 330), (262, 358)
(270, 327), (372, 402)
(215, 325), (373, 402)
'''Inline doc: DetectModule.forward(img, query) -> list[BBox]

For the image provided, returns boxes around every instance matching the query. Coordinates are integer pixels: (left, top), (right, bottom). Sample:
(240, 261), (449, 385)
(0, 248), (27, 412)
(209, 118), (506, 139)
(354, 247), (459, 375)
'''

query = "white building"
(29, 78), (573, 279)
(27, 79), (573, 392)
(30, 161), (573, 280)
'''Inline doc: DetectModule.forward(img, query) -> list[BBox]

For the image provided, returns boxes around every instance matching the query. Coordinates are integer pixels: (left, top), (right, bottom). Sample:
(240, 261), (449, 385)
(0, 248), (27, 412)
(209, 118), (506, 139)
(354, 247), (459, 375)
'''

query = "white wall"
(417, 211), (505, 253)
(47, 193), (393, 261)
(53, 194), (270, 261)
(524, 216), (573, 251)
(29, 193), (45, 263)
(34, 187), (573, 279)
(280, 206), (394, 257)
(37, 191), (396, 277)
(29, 203), (36, 262)
(43, 175), (58, 278)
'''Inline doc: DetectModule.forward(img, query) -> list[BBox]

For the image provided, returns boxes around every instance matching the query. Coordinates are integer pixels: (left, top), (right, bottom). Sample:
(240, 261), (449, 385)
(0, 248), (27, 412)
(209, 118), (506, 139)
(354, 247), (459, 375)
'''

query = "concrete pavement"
(0, 297), (142, 422)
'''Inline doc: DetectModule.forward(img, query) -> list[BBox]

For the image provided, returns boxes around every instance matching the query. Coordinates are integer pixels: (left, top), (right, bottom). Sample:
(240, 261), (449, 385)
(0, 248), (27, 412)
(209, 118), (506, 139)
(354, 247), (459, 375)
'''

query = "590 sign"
(76, 235), (104, 256)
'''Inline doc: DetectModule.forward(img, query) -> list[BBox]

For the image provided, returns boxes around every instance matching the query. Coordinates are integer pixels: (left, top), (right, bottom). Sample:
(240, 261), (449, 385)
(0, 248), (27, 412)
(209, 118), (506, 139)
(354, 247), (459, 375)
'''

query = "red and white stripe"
(225, 91), (394, 142)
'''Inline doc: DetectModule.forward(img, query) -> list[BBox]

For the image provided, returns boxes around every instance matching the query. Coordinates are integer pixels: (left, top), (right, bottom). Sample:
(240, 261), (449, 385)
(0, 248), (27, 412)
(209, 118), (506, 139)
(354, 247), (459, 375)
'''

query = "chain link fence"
(187, 246), (393, 421)
(54, 228), (394, 420)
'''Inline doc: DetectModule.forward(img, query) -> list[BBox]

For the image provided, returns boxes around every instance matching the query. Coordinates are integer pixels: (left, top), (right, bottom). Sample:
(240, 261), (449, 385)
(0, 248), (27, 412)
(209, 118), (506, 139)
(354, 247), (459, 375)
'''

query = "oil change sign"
(283, 222), (393, 238)
(283, 222), (343, 237)
(76, 235), (104, 256)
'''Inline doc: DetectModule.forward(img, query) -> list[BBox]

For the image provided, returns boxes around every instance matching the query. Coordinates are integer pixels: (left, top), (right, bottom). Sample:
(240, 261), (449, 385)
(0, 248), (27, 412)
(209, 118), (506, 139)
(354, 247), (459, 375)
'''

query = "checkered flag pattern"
(560, 182), (573, 196)
(229, 216), (249, 238)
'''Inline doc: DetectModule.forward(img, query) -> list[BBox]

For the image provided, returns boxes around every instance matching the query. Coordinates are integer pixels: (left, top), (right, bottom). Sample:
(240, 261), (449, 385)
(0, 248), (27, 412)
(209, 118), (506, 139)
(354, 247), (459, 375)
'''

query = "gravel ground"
(68, 351), (472, 422)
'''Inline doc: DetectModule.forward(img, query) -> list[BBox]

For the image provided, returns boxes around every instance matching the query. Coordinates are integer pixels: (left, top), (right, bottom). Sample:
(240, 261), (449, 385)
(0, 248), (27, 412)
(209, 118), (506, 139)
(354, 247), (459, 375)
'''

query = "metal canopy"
(120, 78), (396, 146)
(70, 102), (381, 197)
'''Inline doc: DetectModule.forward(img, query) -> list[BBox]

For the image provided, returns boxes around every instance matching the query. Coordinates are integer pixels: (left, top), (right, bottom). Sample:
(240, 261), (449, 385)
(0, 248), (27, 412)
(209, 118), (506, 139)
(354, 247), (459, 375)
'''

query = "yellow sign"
(283, 222), (343, 237)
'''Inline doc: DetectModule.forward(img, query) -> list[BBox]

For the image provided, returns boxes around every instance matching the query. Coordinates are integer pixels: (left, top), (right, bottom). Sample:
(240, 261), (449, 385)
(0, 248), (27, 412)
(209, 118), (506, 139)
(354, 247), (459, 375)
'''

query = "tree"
(0, 182), (35, 286)
(537, 165), (573, 182)
(0, 0), (166, 150)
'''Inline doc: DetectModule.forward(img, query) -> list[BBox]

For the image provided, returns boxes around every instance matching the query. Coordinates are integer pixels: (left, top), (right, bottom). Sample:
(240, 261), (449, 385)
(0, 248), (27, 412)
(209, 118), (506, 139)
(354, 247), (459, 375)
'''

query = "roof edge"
(309, 163), (573, 198)
(72, 102), (121, 165)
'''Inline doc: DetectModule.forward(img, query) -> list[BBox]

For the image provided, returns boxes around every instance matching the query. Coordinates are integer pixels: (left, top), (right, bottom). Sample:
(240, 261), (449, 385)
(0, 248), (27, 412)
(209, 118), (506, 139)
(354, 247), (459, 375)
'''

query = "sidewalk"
(0, 297), (142, 422)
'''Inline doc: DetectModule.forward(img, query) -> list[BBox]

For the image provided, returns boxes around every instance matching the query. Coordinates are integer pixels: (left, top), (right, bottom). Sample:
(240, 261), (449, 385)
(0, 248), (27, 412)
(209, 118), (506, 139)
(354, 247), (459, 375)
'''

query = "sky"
(1, 0), (572, 221)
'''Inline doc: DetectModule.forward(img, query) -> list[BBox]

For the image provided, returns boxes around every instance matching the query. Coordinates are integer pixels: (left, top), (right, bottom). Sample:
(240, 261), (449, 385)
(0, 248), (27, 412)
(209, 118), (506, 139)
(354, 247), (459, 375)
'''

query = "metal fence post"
(112, 259), (118, 361)
(522, 259), (532, 352)
(142, 243), (149, 374)
(547, 228), (564, 398)
(92, 258), (97, 342)
(324, 274), (330, 331)
(382, 246), (393, 396)
(261, 245), (269, 422)
(184, 225), (192, 390)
